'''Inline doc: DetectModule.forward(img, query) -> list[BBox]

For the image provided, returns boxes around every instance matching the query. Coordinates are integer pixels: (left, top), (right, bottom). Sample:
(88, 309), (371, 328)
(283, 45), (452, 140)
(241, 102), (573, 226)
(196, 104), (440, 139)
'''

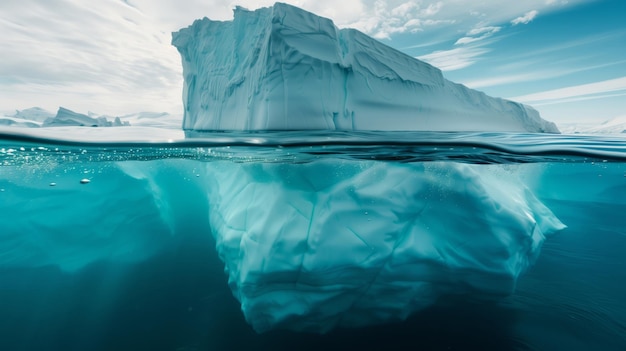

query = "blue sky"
(0, 0), (624, 125)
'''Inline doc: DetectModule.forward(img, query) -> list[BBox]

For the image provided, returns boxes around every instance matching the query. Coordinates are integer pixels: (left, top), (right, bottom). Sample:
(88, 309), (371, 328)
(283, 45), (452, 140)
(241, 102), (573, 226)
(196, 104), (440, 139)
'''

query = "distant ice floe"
(43, 107), (130, 127)
(0, 107), (182, 130)
(559, 115), (626, 134)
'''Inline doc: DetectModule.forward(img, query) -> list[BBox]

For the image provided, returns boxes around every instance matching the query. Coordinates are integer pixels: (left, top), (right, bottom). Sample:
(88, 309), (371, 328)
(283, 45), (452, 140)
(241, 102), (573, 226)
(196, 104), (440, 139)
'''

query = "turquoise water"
(1, 130), (625, 350)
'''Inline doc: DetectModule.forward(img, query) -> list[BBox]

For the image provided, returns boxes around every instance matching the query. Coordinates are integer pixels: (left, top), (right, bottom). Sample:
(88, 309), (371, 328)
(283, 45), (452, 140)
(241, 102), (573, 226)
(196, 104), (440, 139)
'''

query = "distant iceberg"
(11, 107), (54, 123)
(0, 116), (41, 128)
(43, 107), (130, 127)
(559, 115), (626, 134)
(0, 107), (52, 128)
(172, 2), (559, 133)
(0, 107), (134, 128)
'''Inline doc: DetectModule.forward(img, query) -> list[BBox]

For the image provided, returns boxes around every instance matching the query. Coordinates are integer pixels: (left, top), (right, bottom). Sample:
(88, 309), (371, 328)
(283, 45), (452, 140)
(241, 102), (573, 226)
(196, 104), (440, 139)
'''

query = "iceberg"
(172, 2), (559, 133)
(167, 2), (567, 333)
(43, 107), (130, 127)
(559, 115), (626, 134)
(10, 107), (54, 123)
(0, 107), (52, 128)
(0, 116), (41, 128)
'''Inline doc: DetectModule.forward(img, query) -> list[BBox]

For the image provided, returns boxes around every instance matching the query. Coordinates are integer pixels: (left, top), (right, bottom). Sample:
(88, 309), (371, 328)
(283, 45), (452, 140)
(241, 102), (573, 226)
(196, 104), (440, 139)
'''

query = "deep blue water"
(0, 130), (625, 350)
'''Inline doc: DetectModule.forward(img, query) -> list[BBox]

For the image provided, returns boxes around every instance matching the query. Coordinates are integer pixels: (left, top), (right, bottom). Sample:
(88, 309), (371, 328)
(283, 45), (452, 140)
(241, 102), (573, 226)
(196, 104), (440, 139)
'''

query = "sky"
(0, 0), (624, 125)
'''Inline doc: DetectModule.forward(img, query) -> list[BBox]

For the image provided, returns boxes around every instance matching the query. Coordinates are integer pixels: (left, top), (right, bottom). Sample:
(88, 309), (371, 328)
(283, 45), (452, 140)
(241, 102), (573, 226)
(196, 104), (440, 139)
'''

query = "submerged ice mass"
(206, 160), (565, 332)
(172, 2), (559, 133)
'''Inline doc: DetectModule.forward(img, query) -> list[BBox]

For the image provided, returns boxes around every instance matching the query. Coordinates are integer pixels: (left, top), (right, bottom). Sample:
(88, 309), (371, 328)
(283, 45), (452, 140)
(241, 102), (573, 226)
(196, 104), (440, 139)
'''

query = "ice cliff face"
(172, 2), (559, 133)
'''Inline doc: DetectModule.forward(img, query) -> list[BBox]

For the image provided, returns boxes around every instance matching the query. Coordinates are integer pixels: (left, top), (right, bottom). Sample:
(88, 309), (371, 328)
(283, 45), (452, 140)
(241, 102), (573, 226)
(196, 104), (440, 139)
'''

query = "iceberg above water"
(559, 115), (626, 134)
(0, 107), (182, 130)
(0, 107), (131, 128)
(9, 107), (54, 123)
(43, 107), (130, 127)
(0, 116), (41, 128)
(172, 2), (559, 133)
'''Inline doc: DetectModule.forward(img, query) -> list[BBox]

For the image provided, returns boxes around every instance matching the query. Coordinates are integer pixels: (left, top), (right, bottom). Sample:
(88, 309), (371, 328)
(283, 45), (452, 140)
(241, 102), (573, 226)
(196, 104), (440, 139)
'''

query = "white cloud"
(217, 0), (579, 39)
(454, 26), (501, 45)
(464, 59), (626, 89)
(464, 73), (547, 88)
(418, 46), (490, 71)
(467, 26), (498, 36)
(511, 10), (539, 25)
(512, 76), (626, 103)
(0, 0), (185, 114)
(529, 91), (626, 106)
(0, 0), (594, 113)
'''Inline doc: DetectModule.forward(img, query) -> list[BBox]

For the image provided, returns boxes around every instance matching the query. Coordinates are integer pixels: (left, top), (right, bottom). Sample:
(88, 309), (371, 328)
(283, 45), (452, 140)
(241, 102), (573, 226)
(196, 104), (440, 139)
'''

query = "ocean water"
(0, 128), (625, 351)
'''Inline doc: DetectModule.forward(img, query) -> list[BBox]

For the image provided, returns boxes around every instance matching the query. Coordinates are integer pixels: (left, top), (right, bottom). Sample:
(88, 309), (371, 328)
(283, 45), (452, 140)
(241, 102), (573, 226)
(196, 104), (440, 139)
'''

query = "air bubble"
(80, 178), (90, 184)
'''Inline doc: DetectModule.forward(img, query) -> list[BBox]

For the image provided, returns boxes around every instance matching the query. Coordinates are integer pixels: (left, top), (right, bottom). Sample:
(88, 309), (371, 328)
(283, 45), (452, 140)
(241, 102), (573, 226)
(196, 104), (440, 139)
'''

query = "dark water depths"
(0, 131), (625, 350)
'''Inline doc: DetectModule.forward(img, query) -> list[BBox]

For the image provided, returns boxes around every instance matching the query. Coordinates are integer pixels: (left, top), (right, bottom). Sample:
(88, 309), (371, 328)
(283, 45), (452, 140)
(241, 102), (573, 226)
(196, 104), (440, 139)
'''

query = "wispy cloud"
(418, 46), (491, 71)
(0, 0), (598, 113)
(511, 10), (539, 25)
(464, 59), (626, 88)
(343, 1), (451, 39)
(454, 26), (501, 45)
(503, 29), (626, 62)
(512, 76), (626, 104)
(464, 72), (548, 88)
(530, 92), (626, 107)
(233, 0), (586, 40)
(0, 0), (186, 114)
(411, 1), (586, 72)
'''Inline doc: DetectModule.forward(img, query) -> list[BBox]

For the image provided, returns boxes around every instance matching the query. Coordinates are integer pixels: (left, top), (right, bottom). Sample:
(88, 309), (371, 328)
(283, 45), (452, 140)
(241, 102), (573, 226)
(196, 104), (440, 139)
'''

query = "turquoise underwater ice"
(1, 132), (626, 350)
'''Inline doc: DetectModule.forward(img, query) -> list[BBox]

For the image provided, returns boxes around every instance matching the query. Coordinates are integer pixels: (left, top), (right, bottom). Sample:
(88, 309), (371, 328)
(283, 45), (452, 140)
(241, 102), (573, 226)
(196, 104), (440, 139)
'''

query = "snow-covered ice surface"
(172, 3), (559, 133)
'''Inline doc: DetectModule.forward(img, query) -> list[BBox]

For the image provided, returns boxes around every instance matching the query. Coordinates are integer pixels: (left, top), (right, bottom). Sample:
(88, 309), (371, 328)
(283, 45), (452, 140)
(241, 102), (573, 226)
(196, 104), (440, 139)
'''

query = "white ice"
(172, 3), (560, 133)
(43, 107), (129, 127)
